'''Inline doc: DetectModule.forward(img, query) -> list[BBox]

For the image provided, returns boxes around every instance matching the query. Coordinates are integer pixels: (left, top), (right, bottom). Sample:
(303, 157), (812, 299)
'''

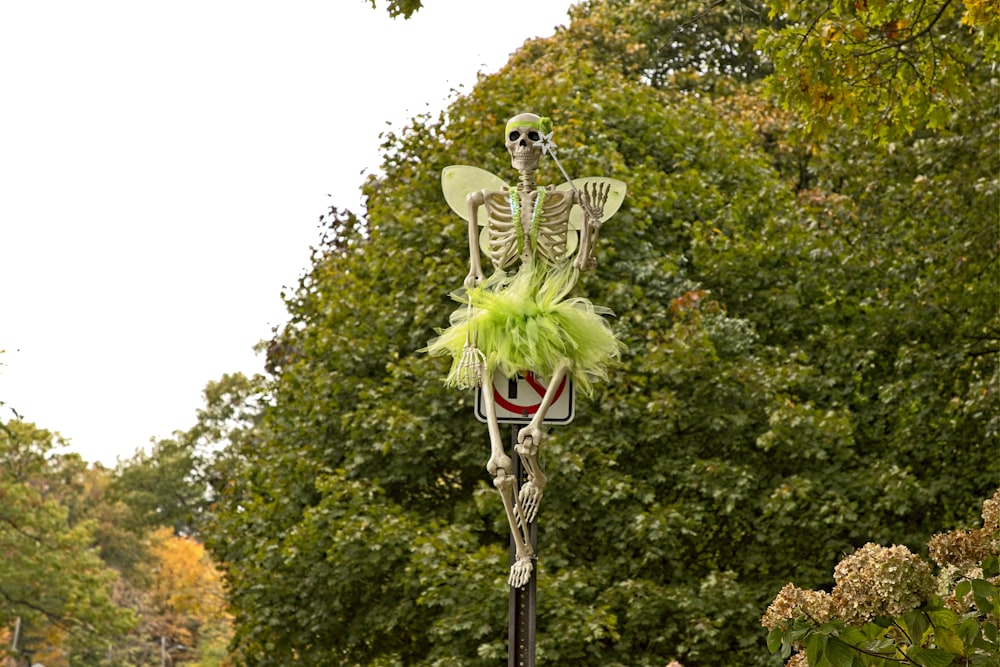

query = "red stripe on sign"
(493, 372), (567, 415)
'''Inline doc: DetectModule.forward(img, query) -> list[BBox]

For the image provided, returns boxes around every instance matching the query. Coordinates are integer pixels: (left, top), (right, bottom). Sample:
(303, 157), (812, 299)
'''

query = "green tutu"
(425, 260), (623, 396)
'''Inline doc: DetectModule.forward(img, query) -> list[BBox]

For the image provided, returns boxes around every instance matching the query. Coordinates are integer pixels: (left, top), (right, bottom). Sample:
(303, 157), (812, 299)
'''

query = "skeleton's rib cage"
(483, 189), (574, 270)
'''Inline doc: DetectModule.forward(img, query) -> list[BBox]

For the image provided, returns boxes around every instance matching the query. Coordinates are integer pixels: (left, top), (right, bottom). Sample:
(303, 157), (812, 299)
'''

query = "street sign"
(475, 372), (575, 425)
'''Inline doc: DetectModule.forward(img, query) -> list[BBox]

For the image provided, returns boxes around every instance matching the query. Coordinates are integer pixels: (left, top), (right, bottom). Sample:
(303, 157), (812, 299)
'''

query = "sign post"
(509, 425), (537, 667)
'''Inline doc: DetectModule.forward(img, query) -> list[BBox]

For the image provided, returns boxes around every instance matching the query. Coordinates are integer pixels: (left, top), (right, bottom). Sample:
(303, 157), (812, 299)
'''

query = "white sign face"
(475, 372), (575, 425)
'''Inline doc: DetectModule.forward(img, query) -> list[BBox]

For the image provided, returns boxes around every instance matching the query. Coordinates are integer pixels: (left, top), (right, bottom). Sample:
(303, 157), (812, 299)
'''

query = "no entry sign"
(475, 371), (575, 425)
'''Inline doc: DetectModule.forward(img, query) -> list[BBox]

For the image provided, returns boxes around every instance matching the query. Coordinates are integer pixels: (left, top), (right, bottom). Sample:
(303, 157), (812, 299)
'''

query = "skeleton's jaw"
(510, 150), (540, 172)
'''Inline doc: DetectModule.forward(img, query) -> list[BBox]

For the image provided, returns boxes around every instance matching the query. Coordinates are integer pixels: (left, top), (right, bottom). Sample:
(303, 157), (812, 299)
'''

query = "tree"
(203, 0), (998, 664)
(141, 528), (231, 666)
(111, 372), (264, 538)
(0, 420), (136, 664)
(105, 374), (258, 664)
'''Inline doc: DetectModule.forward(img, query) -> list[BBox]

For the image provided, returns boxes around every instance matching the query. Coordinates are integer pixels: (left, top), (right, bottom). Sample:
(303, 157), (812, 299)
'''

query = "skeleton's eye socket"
(528, 131), (540, 141)
(509, 131), (521, 141)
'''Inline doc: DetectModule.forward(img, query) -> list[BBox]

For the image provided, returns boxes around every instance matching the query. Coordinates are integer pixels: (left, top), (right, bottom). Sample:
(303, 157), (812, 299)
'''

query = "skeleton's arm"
(573, 182), (610, 271)
(465, 190), (487, 288)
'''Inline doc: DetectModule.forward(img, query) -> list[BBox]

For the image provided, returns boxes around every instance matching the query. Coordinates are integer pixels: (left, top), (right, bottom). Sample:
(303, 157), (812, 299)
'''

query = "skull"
(505, 113), (544, 172)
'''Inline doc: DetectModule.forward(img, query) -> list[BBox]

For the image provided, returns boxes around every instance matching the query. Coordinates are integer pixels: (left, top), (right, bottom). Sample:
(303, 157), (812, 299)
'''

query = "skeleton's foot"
(515, 428), (547, 524)
(518, 480), (544, 525)
(509, 555), (534, 588)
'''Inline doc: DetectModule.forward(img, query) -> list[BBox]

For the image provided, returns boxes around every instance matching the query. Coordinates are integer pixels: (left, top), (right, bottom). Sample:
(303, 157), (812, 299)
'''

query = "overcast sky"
(0, 0), (571, 466)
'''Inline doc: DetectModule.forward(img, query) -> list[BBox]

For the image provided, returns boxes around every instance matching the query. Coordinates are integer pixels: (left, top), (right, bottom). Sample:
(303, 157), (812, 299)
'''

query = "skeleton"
(434, 113), (625, 587)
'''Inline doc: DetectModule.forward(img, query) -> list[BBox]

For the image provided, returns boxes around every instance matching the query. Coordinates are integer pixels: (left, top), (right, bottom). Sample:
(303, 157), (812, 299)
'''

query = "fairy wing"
(554, 177), (627, 230)
(441, 165), (508, 223)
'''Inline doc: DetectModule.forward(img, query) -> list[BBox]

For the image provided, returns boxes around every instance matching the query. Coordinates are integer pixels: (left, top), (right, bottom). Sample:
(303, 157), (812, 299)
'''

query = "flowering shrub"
(763, 489), (1000, 666)
(831, 543), (937, 626)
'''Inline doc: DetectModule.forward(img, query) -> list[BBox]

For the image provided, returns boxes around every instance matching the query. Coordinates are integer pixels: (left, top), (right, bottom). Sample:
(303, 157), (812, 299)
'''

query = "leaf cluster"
(366, 0), (423, 20)
(757, 0), (995, 139)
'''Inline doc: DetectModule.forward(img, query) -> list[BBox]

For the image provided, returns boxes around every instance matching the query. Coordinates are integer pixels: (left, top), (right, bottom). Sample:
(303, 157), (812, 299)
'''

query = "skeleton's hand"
(456, 339), (486, 389)
(574, 182), (609, 271)
(581, 181), (610, 223)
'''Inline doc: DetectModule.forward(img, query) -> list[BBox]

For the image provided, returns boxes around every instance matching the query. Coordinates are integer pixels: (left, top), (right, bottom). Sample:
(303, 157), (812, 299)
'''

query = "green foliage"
(567, 0), (772, 90)
(691, 95), (1000, 539)
(111, 436), (208, 535)
(0, 419), (137, 662)
(757, 0), (996, 139)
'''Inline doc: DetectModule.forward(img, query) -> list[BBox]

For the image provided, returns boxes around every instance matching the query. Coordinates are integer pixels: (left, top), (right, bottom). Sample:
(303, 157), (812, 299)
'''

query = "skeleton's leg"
(482, 368), (535, 588)
(516, 363), (569, 524)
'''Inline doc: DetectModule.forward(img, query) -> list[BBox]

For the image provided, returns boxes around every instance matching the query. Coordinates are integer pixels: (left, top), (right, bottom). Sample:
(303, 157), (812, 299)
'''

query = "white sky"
(0, 0), (571, 466)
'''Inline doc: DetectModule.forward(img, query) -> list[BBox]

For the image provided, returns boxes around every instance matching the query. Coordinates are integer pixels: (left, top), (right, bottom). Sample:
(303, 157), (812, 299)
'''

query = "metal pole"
(508, 423), (537, 667)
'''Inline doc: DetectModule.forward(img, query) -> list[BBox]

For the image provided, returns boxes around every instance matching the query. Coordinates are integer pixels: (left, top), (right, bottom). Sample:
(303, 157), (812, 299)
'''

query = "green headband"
(505, 116), (553, 137)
